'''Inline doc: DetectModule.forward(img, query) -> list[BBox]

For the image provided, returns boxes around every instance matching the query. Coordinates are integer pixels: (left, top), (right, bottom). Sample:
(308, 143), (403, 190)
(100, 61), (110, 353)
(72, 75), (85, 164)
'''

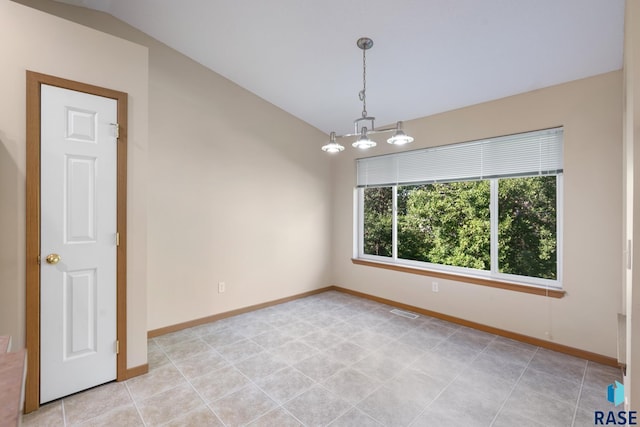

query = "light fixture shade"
(352, 137), (376, 149)
(322, 132), (345, 153)
(352, 128), (377, 149)
(387, 121), (414, 145)
(321, 141), (345, 153)
(387, 132), (414, 145)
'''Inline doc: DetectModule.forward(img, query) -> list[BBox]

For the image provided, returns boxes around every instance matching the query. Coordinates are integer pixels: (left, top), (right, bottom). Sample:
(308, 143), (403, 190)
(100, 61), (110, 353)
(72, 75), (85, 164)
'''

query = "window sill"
(351, 258), (566, 298)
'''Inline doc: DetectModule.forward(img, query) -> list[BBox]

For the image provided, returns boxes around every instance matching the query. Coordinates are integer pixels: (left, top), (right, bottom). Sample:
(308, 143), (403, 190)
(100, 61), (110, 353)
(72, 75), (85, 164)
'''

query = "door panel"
(65, 155), (97, 243)
(40, 84), (118, 403)
(63, 268), (97, 358)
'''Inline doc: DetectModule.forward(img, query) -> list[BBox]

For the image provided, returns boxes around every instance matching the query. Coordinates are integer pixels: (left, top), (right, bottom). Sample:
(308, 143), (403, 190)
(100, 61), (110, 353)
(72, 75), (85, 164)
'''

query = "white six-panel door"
(40, 84), (118, 403)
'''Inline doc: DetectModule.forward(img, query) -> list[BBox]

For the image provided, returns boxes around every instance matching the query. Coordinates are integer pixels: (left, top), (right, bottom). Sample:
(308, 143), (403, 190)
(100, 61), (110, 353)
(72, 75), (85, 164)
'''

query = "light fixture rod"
(354, 116), (374, 136)
(333, 126), (399, 139)
(359, 38), (369, 118)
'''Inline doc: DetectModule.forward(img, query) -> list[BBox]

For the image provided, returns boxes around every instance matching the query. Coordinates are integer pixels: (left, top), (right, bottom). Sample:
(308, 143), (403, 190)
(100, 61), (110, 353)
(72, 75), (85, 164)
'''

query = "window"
(356, 128), (563, 289)
(498, 176), (558, 280)
(397, 181), (491, 270)
(363, 187), (393, 257)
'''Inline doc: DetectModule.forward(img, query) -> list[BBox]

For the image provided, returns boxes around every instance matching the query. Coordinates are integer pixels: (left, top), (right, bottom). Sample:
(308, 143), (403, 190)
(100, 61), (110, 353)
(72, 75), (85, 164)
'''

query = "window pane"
(363, 187), (393, 257)
(397, 181), (490, 270)
(498, 176), (557, 279)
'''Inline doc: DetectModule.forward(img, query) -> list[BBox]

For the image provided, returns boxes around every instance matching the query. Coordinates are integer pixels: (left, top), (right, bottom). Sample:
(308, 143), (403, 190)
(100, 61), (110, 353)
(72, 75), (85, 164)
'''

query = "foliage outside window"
(397, 181), (491, 271)
(363, 187), (392, 257)
(357, 128), (563, 288)
(498, 176), (557, 280)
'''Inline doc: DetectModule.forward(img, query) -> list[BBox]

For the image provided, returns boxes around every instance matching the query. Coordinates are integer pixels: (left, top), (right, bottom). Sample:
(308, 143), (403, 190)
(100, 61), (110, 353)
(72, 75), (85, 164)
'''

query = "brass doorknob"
(45, 253), (61, 265)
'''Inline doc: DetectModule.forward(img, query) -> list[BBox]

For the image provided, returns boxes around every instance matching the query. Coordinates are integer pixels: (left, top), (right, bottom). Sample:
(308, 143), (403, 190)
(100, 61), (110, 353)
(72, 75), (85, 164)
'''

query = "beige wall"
(144, 45), (332, 330)
(0, 0), (149, 367)
(332, 71), (623, 358)
(11, 0), (333, 334)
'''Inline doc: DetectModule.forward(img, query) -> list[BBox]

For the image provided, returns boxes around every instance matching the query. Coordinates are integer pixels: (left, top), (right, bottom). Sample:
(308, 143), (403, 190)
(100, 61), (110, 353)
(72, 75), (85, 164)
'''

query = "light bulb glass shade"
(352, 137), (376, 149)
(322, 132), (345, 153)
(387, 131), (414, 145)
(352, 128), (377, 149)
(387, 121), (414, 145)
(321, 141), (345, 153)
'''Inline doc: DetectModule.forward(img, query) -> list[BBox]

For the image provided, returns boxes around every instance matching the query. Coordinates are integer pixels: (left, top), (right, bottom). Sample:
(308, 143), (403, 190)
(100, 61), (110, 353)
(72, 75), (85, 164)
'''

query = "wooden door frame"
(25, 71), (128, 413)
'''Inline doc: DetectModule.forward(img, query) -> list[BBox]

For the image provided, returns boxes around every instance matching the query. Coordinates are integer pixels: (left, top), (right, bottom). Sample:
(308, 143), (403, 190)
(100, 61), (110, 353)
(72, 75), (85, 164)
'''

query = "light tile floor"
(22, 291), (622, 426)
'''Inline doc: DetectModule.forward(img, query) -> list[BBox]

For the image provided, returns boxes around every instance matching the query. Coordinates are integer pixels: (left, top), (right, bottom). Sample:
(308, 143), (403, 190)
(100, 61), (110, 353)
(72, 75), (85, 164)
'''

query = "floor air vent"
(390, 309), (419, 319)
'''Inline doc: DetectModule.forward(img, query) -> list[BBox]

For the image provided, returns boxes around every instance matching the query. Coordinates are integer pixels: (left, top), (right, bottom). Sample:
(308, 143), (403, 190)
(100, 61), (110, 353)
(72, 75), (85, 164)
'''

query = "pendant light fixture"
(322, 37), (414, 153)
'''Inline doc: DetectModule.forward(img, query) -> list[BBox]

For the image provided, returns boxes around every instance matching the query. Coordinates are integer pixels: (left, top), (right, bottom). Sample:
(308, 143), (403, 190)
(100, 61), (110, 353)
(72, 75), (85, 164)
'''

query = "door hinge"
(37, 255), (41, 265)
(116, 340), (120, 354)
(111, 123), (120, 139)
(116, 232), (120, 247)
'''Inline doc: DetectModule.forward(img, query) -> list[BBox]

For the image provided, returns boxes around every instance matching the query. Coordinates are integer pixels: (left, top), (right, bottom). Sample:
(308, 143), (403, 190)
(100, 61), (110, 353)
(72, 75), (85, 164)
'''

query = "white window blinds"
(356, 127), (563, 187)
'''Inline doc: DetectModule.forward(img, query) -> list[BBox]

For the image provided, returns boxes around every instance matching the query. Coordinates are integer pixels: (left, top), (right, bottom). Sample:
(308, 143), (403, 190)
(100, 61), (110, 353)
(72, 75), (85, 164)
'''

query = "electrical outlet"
(432, 281), (439, 292)
(218, 282), (226, 293)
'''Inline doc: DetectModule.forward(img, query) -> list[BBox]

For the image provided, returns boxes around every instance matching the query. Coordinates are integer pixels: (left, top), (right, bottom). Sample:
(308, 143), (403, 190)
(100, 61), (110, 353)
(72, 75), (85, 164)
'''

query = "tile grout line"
(275, 405), (308, 427)
(147, 334), (231, 426)
(570, 360), (589, 427)
(60, 399), (67, 427)
(212, 316), (314, 423)
(264, 304), (400, 425)
(166, 338), (232, 427)
(321, 315), (433, 426)
(256, 341), (351, 426)
(195, 323), (325, 426)
(243, 309), (350, 426)
(228, 357), (291, 426)
(356, 317), (442, 426)
(264, 369), (313, 427)
(488, 346), (540, 427)
(406, 333), (499, 426)
(276, 327), (392, 424)
(124, 379), (148, 427)
(315, 387), (355, 427)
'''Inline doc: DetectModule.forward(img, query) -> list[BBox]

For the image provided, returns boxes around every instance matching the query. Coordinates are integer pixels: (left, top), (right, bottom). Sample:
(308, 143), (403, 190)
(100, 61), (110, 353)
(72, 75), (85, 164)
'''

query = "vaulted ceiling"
(54, 0), (625, 136)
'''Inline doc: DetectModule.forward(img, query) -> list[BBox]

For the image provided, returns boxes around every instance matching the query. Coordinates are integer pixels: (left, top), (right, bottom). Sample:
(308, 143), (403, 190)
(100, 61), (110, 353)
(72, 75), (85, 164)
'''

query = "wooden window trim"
(351, 258), (566, 298)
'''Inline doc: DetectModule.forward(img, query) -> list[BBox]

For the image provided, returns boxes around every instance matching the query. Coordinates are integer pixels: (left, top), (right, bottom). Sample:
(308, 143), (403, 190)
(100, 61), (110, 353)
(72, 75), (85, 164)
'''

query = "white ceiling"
(54, 0), (625, 136)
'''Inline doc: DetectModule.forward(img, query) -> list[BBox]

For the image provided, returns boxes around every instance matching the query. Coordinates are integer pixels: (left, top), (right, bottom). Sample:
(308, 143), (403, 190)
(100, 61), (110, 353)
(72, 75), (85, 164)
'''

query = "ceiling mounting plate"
(356, 37), (373, 50)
